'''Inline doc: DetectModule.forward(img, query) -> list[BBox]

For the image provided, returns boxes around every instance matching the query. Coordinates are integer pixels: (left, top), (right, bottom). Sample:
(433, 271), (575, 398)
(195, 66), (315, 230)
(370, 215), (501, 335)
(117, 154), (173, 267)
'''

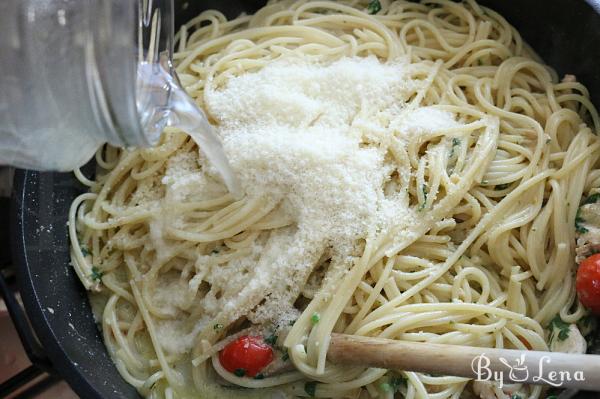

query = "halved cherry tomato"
(219, 336), (273, 377)
(576, 253), (600, 315)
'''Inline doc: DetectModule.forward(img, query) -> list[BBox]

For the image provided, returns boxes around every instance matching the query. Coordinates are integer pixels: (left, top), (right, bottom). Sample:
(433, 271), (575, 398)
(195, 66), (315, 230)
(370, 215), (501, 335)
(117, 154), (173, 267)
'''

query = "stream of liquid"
(137, 62), (242, 198)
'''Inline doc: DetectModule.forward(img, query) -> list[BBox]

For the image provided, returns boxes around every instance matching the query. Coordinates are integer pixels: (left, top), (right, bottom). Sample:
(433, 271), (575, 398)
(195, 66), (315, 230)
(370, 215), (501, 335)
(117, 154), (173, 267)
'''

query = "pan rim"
(10, 168), (136, 399)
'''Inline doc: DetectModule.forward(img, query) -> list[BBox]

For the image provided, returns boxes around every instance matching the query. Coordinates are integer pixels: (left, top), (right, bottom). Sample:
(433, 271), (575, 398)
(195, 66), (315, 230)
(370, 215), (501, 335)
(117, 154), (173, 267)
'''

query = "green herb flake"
(583, 193), (600, 205)
(380, 382), (392, 392)
(548, 315), (570, 341)
(304, 381), (317, 397)
(282, 351), (289, 361)
(511, 395), (523, 399)
(234, 368), (246, 377)
(90, 266), (104, 282)
(390, 376), (406, 392)
(450, 138), (461, 158)
(575, 208), (588, 234)
(264, 333), (278, 346)
(311, 312), (321, 325)
(418, 184), (428, 211)
(213, 323), (223, 330)
(496, 183), (510, 190)
(288, 319), (296, 326)
(367, 0), (382, 14)
(80, 245), (90, 257)
(254, 373), (265, 380)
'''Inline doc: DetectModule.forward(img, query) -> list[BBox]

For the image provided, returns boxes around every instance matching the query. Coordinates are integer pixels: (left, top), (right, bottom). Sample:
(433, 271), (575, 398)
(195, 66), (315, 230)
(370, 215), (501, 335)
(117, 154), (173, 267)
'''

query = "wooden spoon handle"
(328, 333), (600, 391)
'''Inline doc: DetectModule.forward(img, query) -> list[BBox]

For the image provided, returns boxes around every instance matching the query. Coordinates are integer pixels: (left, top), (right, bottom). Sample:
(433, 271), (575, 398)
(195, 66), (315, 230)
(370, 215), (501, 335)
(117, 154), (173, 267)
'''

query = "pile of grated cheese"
(206, 57), (418, 244)
(156, 57), (461, 343)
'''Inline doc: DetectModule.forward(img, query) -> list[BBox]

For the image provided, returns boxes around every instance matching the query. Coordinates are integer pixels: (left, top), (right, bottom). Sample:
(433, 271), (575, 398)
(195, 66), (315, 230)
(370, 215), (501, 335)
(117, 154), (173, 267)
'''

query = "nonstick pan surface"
(10, 1), (600, 398)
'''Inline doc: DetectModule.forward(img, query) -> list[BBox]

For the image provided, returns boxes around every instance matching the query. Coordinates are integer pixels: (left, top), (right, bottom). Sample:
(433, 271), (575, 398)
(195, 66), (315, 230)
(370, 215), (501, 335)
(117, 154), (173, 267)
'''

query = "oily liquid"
(137, 62), (242, 198)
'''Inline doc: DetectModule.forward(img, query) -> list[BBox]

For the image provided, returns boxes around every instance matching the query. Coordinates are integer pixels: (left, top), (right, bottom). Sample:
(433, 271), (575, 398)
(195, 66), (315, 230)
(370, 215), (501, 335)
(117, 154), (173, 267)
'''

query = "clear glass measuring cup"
(0, 0), (167, 170)
(0, 0), (239, 196)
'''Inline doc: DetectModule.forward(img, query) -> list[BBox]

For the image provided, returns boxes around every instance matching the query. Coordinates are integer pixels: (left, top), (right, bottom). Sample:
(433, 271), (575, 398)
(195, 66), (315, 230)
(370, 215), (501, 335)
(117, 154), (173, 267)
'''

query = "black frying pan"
(10, 1), (600, 398)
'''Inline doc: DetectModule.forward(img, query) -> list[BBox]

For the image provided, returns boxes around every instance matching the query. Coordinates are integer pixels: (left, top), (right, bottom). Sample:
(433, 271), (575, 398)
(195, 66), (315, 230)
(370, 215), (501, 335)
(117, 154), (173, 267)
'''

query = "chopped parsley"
(381, 375), (405, 393)
(511, 395), (523, 399)
(390, 376), (406, 391)
(213, 323), (223, 330)
(449, 138), (461, 158)
(288, 319), (296, 326)
(304, 381), (317, 397)
(254, 373), (265, 380)
(575, 208), (588, 234)
(90, 266), (104, 282)
(234, 368), (246, 377)
(548, 315), (570, 341)
(264, 333), (278, 346)
(380, 382), (392, 392)
(80, 244), (90, 257)
(282, 351), (290, 361)
(367, 0), (382, 14)
(311, 312), (321, 325)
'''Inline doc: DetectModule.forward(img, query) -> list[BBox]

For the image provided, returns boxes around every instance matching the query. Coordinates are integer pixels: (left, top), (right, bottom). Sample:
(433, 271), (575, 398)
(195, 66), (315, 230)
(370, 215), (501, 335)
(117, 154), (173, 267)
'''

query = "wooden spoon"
(328, 333), (600, 391)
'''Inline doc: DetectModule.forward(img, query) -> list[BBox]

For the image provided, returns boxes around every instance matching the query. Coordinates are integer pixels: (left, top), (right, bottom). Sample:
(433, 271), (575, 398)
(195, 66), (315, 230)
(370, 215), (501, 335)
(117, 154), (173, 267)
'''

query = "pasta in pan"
(70, 1), (600, 398)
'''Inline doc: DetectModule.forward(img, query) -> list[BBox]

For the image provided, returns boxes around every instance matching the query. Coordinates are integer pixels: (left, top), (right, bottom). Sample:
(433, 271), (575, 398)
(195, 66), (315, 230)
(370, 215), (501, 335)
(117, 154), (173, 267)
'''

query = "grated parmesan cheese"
(206, 57), (418, 242)
(156, 56), (462, 330)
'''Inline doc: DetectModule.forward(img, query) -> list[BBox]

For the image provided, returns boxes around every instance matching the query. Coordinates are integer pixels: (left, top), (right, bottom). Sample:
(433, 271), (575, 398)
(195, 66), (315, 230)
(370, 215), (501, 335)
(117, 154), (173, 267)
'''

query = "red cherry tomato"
(576, 253), (600, 315)
(219, 336), (273, 377)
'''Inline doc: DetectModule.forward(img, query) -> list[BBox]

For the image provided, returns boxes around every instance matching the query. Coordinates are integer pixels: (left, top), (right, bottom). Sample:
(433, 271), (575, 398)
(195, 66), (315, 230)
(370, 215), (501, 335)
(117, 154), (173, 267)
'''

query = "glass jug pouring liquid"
(0, 0), (240, 197)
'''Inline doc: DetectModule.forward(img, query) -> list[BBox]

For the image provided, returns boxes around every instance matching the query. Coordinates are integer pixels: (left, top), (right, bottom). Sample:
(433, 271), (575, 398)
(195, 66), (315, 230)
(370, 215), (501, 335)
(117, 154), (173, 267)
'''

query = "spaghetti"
(70, 1), (600, 398)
